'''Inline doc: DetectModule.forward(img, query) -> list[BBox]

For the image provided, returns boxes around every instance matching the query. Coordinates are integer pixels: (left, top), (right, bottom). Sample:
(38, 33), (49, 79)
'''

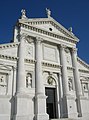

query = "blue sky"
(0, 0), (89, 64)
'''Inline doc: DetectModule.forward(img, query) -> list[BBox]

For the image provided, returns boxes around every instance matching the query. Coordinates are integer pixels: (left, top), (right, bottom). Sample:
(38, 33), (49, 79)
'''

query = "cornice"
(67, 66), (74, 70)
(25, 59), (35, 64)
(42, 62), (61, 69)
(18, 22), (77, 44)
(0, 42), (19, 50)
(19, 17), (78, 41)
(79, 69), (89, 73)
(0, 54), (18, 61)
(77, 57), (89, 69)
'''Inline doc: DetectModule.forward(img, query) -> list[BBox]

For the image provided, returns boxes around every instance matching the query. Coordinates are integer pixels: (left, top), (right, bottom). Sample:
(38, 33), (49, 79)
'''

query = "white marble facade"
(0, 9), (89, 120)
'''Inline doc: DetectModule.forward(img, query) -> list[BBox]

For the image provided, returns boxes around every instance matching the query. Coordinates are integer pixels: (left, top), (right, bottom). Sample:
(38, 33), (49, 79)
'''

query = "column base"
(13, 93), (34, 120)
(35, 114), (49, 120)
(35, 94), (49, 120)
(62, 95), (78, 118)
(13, 115), (34, 120)
(0, 115), (10, 120)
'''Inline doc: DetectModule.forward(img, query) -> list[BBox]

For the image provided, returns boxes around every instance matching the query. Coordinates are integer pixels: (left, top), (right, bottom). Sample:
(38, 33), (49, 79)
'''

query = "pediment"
(19, 17), (79, 42)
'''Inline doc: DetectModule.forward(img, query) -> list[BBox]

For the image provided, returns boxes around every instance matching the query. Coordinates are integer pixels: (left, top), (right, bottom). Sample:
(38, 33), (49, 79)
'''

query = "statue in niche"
(26, 73), (32, 88)
(83, 83), (88, 91)
(68, 78), (73, 91)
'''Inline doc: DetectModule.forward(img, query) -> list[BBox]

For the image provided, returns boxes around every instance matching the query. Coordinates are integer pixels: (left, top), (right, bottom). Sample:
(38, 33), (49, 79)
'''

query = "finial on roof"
(68, 27), (73, 33)
(21, 9), (27, 19)
(46, 8), (51, 18)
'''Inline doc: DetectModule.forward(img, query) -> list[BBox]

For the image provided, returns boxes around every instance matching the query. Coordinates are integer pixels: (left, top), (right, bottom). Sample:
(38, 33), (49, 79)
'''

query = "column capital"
(35, 36), (43, 43)
(72, 48), (78, 54)
(20, 33), (27, 40)
(60, 44), (67, 50)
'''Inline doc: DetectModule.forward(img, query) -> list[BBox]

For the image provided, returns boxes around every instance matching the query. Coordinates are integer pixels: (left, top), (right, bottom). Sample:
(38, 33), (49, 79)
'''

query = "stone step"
(50, 118), (82, 120)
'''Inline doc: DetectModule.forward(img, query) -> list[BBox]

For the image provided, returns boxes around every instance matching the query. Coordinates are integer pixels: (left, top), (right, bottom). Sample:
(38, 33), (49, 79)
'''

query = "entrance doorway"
(45, 87), (57, 119)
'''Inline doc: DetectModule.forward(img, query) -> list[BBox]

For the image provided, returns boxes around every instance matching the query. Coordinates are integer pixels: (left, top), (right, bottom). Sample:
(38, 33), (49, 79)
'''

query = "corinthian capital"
(60, 44), (67, 50)
(72, 48), (78, 54)
(20, 33), (27, 40)
(35, 36), (43, 43)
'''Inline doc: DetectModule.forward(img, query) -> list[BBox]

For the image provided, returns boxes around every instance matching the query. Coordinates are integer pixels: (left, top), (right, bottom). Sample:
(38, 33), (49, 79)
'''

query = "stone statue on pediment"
(21, 9), (27, 19)
(46, 8), (51, 18)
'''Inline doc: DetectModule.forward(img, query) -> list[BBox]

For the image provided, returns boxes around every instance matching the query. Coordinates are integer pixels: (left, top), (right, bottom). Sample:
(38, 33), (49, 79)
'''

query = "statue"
(68, 79), (73, 91)
(46, 8), (51, 17)
(21, 9), (27, 19)
(26, 73), (32, 88)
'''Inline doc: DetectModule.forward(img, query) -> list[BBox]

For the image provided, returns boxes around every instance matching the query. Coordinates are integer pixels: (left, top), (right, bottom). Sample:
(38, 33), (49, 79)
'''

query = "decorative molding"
(79, 69), (89, 73)
(67, 66), (74, 70)
(0, 42), (19, 50)
(0, 54), (18, 61)
(19, 18), (78, 41)
(77, 57), (89, 69)
(25, 59), (35, 64)
(19, 22), (77, 44)
(42, 62), (61, 68)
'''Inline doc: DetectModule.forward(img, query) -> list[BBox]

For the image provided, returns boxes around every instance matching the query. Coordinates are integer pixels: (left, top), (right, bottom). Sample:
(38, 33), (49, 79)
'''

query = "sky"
(0, 0), (89, 64)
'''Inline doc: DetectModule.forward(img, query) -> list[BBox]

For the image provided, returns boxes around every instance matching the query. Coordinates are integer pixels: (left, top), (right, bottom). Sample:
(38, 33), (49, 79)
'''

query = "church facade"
(0, 9), (89, 120)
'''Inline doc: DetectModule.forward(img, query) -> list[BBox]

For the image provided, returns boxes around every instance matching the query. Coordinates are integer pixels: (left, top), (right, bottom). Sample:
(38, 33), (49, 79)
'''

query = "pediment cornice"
(77, 57), (89, 69)
(18, 21), (78, 44)
(18, 18), (79, 42)
(19, 17), (78, 41)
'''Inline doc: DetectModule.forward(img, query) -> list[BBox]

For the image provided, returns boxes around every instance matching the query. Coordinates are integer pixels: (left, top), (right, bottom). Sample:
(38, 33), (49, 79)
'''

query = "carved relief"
(65, 48), (72, 66)
(26, 73), (32, 88)
(0, 74), (7, 95)
(26, 45), (34, 59)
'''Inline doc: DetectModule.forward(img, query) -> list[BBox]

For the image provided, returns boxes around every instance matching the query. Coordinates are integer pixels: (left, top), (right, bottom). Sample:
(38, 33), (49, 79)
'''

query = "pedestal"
(13, 94), (34, 120)
(35, 94), (49, 120)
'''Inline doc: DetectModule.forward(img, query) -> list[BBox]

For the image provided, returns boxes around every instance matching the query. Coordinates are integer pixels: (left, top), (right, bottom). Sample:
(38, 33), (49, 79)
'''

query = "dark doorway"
(45, 88), (57, 119)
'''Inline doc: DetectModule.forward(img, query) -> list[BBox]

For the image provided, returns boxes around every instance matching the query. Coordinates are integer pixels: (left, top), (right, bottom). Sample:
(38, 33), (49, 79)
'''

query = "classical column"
(35, 37), (44, 94)
(35, 37), (49, 120)
(60, 45), (69, 96)
(16, 33), (26, 93)
(71, 48), (82, 96)
(71, 48), (82, 117)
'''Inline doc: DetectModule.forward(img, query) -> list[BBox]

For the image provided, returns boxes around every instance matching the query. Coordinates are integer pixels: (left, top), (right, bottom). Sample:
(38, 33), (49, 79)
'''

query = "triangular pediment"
(19, 17), (79, 42)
